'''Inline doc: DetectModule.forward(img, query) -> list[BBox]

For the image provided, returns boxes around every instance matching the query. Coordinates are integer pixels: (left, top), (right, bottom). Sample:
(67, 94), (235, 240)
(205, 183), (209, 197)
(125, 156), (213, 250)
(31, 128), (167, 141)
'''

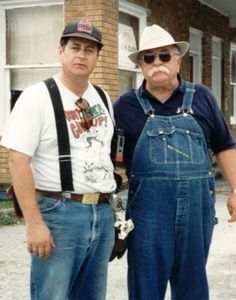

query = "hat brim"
(129, 41), (189, 64)
(61, 32), (103, 48)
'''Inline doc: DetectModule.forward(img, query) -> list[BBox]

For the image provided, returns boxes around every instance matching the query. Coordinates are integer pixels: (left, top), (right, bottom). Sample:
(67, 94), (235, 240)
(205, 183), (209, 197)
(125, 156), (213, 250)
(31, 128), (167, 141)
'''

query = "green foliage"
(0, 208), (20, 226)
(0, 200), (21, 226)
(0, 199), (13, 210)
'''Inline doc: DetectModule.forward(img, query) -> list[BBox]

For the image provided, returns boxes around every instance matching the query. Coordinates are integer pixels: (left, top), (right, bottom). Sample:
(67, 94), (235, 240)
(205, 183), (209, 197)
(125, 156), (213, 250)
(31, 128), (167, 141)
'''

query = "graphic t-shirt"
(1, 77), (116, 193)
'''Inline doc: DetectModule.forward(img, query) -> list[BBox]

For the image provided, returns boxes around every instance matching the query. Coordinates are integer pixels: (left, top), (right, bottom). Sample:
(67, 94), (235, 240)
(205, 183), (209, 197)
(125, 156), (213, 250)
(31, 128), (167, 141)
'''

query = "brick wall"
(64, 0), (119, 101)
(0, 142), (10, 184)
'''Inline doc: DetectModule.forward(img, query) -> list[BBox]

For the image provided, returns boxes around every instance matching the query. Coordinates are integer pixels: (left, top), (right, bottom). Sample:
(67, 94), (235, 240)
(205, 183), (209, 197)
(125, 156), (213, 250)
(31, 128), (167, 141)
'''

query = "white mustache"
(148, 66), (170, 77)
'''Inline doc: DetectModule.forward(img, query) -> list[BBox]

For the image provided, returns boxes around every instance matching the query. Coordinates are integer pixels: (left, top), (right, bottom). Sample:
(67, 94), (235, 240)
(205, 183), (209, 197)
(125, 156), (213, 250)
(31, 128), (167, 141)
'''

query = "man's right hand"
(26, 221), (55, 258)
(7, 150), (56, 258)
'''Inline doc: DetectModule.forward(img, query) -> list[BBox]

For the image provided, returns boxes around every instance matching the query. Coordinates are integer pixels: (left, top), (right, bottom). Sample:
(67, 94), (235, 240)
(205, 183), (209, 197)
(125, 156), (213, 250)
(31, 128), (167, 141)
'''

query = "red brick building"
(0, 0), (236, 184)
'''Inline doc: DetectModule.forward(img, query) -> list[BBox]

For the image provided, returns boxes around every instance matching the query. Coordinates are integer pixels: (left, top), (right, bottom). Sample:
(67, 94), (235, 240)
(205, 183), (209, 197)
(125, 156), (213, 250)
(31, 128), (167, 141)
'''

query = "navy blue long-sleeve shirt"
(113, 79), (235, 175)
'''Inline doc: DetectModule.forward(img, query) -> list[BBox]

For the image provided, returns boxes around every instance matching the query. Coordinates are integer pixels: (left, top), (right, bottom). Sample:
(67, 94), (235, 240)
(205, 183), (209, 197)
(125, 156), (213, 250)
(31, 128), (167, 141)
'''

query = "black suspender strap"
(93, 85), (123, 186)
(93, 84), (110, 112)
(44, 77), (74, 191)
(44, 78), (118, 191)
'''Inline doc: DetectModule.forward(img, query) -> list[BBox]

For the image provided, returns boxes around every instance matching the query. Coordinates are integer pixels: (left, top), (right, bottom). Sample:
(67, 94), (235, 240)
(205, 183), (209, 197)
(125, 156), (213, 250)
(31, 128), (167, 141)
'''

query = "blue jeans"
(31, 197), (115, 300)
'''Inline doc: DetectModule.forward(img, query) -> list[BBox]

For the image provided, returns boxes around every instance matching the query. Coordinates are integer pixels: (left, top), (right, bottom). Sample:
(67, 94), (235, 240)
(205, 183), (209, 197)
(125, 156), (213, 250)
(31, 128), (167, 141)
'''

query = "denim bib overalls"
(127, 82), (217, 300)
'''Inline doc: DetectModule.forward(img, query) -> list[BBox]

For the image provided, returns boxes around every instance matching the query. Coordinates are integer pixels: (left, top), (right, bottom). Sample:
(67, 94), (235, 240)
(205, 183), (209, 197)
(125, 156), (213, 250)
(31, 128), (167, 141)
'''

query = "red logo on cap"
(77, 20), (93, 34)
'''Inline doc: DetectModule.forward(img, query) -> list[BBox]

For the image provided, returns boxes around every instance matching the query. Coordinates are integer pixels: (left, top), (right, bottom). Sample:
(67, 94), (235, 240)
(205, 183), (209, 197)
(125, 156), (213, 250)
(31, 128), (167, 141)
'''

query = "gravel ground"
(0, 181), (236, 299)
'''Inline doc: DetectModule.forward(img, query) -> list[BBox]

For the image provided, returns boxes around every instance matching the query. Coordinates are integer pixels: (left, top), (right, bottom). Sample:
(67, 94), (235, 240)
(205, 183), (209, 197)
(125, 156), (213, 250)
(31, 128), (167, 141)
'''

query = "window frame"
(189, 27), (202, 84)
(0, 0), (63, 135)
(230, 43), (236, 124)
(118, 0), (148, 90)
(211, 36), (222, 107)
(230, 43), (236, 85)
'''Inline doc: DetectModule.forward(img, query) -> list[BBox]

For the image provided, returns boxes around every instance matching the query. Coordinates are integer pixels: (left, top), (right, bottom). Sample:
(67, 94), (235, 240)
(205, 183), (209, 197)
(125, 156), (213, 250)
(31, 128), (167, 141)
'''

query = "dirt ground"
(0, 180), (236, 299)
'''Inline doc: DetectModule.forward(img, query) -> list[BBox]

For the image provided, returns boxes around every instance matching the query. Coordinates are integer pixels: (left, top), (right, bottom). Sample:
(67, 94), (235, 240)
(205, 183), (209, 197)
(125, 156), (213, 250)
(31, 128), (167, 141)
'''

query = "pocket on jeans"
(37, 197), (61, 213)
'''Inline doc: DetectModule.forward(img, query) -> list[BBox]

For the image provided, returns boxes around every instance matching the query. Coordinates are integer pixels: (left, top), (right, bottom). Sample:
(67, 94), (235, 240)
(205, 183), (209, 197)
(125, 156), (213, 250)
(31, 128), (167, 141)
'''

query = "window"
(118, 0), (148, 94)
(189, 27), (202, 84)
(231, 47), (236, 84)
(118, 12), (138, 95)
(212, 37), (222, 107)
(0, 1), (63, 134)
(6, 5), (63, 91)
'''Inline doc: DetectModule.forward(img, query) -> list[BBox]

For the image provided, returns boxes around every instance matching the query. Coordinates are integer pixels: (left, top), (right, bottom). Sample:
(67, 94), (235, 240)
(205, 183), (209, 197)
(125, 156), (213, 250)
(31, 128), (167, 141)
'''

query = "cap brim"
(129, 41), (189, 64)
(61, 32), (103, 47)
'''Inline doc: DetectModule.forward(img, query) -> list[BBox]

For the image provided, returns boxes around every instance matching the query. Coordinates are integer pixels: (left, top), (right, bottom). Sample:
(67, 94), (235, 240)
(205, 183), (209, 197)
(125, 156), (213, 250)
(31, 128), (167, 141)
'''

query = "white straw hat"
(129, 24), (189, 64)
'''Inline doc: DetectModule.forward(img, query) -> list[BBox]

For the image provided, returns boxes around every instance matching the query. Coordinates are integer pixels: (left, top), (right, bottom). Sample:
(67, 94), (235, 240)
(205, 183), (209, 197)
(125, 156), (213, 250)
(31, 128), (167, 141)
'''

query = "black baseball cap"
(60, 20), (103, 49)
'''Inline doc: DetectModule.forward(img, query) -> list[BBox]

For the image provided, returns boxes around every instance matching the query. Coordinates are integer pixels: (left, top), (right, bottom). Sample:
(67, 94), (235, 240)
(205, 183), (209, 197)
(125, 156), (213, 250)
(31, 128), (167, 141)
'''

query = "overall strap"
(181, 81), (195, 112)
(135, 89), (155, 116)
(44, 77), (74, 191)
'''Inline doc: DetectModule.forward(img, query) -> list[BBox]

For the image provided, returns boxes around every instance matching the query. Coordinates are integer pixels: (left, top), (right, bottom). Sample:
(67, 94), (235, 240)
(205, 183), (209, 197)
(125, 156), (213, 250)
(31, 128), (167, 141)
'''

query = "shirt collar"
(138, 74), (184, 99)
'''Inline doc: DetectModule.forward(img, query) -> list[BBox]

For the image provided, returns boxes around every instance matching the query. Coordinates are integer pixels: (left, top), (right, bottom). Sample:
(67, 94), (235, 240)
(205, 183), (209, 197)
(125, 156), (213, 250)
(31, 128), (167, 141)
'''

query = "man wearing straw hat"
(114, 24), (236, 300)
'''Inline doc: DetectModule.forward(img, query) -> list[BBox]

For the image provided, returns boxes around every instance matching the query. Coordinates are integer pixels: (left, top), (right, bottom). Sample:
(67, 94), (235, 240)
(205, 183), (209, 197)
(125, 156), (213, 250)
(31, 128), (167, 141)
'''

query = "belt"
(36, 190), (111, 205)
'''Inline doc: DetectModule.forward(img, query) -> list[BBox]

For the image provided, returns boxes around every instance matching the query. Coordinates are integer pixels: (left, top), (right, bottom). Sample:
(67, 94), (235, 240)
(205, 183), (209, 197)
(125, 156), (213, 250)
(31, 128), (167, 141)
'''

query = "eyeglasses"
(75, 98), (93, 129)
(139, 51), (179, 64)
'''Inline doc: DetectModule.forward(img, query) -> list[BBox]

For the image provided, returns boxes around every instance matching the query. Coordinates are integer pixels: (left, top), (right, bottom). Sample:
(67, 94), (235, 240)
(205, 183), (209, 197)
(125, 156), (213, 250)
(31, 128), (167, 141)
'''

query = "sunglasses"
(139, 51), (179, 64)
(75, 98), (93, 129)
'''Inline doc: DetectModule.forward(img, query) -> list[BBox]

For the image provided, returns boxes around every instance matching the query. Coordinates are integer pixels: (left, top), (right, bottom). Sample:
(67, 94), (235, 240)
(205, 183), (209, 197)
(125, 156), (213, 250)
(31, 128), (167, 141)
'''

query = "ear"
(177, 57), (182, 70)
(58, 46), (64, 62)
(58, 45), (63, 55)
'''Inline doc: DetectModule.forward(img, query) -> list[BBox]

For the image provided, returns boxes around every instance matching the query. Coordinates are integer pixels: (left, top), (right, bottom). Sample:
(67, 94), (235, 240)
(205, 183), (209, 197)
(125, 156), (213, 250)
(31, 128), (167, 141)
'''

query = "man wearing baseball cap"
(114, 24), (236, 299)
(1, 20), (116, 299)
